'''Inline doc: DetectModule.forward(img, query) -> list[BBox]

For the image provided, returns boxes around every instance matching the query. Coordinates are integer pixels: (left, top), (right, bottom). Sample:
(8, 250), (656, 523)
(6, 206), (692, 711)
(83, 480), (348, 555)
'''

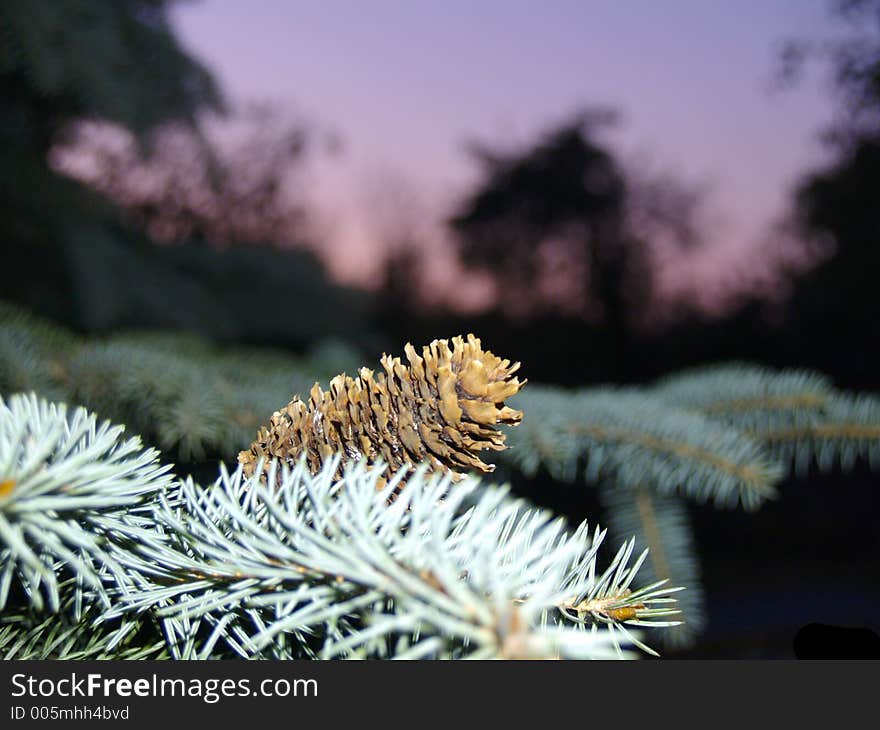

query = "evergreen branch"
(655, 363), (834, 420)
(67, 341), (241, 461)
(505, 385), (783, 509)
(598, 484), (704, 649)
(704, 394), (829, 412)
(657, 364), (880, 476)
(0, 0), (222, 133)
(0, 302), (81, 401)
(0, 587), (167, 660)
(567, 424), (770, 489)
(759, 422), (880, 443)
(0, 303), (360, 461)
(0, 392), (173, 612)
(752, 394), (880, 475)
(110, 458), (681, 659)
(11, 305), (878, 658)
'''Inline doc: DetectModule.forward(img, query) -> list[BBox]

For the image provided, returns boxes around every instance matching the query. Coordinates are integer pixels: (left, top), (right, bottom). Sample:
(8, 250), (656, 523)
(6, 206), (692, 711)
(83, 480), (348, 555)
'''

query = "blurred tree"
(0, 0), (221, 139)
(449, 111), (705, 332)
(0, 0), (222, 314)
(451, 111), (632, 328)
(778, 0), (880, 145)
(778, 0), (880, 386)
(53, 104), (314, 247)
(0, 1), (376, 350)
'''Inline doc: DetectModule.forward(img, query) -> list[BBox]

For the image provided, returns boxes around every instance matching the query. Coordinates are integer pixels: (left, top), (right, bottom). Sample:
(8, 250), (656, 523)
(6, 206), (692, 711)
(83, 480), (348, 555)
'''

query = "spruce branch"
(657, 364), (880, 476)
(0, 392), (173, 613)
(755, 393), (880, 475)
(109, 458), (681, 659)
(655, 363), (834, 421)
(18, 304), (880, 657)
(0, 585), (167, 660)
(0, 302), (80, 401)
(0, 301), (359, 462)
(67, 341), (243, 461)
(505, 385), (783, 510)
(598, 485), (704, 648)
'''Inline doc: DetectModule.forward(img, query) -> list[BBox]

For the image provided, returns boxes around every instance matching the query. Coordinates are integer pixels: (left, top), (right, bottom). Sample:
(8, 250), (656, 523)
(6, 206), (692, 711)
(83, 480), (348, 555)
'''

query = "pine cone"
(238, 334), (526, 483)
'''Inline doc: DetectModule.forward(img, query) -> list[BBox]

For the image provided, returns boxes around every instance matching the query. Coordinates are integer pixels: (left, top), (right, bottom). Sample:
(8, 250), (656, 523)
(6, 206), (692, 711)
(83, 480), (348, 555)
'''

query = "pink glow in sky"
(170, 0), (839, 312)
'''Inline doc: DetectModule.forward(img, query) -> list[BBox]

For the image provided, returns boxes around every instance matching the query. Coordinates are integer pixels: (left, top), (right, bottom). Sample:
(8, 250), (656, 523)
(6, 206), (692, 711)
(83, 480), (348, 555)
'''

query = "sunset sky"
(170, 0), (841, 311)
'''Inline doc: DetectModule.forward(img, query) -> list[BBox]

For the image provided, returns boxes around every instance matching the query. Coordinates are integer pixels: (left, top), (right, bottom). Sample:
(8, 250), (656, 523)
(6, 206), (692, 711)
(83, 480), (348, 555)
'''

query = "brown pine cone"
(238, 334), (526, 483)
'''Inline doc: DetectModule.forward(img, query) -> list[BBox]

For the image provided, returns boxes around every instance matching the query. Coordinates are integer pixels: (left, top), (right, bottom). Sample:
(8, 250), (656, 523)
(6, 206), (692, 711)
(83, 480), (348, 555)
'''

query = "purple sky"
(171, 0), (840, 312)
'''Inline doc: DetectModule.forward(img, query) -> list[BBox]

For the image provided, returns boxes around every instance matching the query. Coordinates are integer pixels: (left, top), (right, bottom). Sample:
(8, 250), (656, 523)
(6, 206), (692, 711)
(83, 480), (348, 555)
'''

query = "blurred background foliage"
(1, 0), (879, 657)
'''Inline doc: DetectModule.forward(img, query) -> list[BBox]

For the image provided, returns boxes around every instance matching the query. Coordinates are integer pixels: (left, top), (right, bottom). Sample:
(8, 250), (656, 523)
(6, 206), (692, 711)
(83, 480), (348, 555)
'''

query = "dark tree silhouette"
(449, 112), (706, 332)
(451, 112), (637, 328)
(0, 0), (222, 165)
(54, 106), (314, 247)
(0, 0), (223, 314)
(0, 1), (368, 348)
(779, 0), (880, 385)
(778, 0), (880, 143)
